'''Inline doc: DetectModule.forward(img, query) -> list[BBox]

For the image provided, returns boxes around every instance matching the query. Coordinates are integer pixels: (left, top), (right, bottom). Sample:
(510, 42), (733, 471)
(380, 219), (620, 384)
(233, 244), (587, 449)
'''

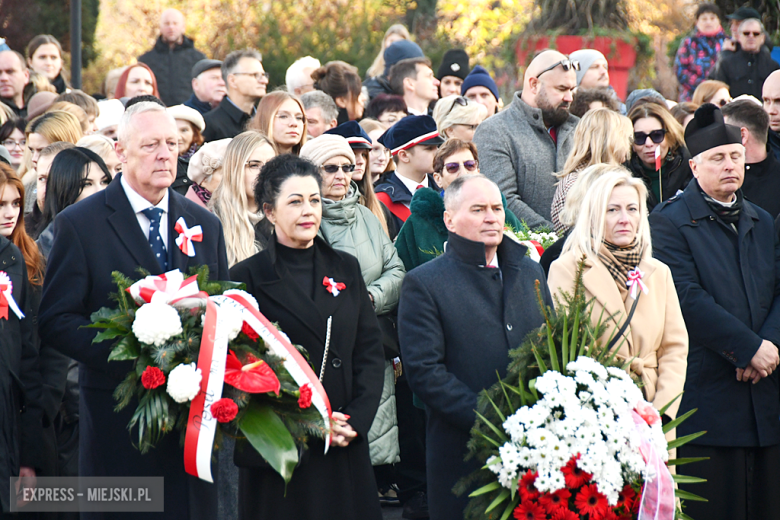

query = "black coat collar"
(219, 96), (253, 124)
(683, 179), (759, 224)
(445, 231), (527, 269)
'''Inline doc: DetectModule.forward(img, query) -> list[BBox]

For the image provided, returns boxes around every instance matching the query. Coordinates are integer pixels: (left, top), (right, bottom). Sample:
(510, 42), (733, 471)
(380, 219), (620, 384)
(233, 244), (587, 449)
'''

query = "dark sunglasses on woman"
(445, 96), (469, 116)
(444, 160), (478, 174)
(321, 164), (356, 174)
(634, 129), (666, 145)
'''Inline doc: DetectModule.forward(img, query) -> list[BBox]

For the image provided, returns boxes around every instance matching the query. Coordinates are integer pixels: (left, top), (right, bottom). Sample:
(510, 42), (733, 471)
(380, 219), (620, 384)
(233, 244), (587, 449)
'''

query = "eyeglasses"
(742, 31), (762, 37)
(444, 160), (478, 174)
(446, 96), (469, 116)
(232, 71), (270, 81)
(536, 59), (580, 79)
(321, 164), (355, 174)
(633, 129), (667, 145)
(1, 139), (25, 149)
(245, 160), (265, 172)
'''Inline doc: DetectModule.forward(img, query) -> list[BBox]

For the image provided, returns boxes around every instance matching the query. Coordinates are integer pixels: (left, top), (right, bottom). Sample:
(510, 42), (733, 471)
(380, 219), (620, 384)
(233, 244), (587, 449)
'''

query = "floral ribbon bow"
(322, 277), (346, 297)
(127, 269), (208, 308)
(626, 268), (649, 299)
(0, 272), (24, 320)
(174, 217), (203, 257)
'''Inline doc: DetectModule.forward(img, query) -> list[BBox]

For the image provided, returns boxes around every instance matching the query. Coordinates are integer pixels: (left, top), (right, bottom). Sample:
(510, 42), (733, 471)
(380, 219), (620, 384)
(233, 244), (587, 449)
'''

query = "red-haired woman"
(113, 63), (160, 100)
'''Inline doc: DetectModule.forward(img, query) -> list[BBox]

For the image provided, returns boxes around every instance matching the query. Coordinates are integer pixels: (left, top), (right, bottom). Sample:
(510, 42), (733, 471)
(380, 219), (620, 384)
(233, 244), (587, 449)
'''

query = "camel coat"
(548, 249), (689, 419)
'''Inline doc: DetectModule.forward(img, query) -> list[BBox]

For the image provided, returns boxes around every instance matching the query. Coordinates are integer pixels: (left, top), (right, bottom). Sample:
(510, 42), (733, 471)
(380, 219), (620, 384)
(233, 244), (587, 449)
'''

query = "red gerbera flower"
(551, 509), (579, 520)
(241, 321), (259, 340)
(603, 509), (621, 520)
(574, 484), (608, 519)
(562, 455), (592, 489)
(617, 485), (636, 511)
(224, 350), (280, 394)
(513, 501), (546, 520)
(539, 488), (572, 514)
(519, 470), (539, 502)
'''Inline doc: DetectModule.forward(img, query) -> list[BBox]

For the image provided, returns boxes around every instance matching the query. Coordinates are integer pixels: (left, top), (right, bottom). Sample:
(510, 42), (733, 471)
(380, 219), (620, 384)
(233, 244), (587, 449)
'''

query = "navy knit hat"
(461, 66), (499, 102)
(684, 103), (742, 158)
(383, 40), (425, 77)
(325, 121), (372, 149)
(377, 115), (445, 156)
(437, 49), (470, 81)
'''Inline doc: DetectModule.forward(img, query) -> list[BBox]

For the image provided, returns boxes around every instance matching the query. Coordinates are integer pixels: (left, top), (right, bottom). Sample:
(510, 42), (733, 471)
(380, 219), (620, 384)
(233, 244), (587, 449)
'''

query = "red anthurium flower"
(518, 470), (539, 502)
(539, 488), (572, 514)
(574, 484), (608, 519)
(512, 501), (546, 520)
(141, 366), (166, 389)
(551, 509), (578, 520)
(224, 350), (280, 394)
(241, 321), (259, 341)
(562, 455), (592, 489)
(210, 398), (239, 423)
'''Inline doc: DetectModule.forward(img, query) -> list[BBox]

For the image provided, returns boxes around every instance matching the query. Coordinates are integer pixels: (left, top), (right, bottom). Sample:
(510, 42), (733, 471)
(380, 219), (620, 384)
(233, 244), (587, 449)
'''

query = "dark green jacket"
(395, 187), (523, 272)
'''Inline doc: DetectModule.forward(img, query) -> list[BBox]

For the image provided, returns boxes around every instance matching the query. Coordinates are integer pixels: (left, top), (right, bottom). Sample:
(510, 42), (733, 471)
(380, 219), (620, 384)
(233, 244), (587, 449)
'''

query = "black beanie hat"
(436, 49), (470, 81)
(684, 103), (742, 158)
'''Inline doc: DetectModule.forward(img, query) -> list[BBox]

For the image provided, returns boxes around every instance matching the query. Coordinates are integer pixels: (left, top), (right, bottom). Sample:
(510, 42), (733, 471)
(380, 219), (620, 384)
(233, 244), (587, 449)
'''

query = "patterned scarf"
(598, 240), (642, 289)
(699, 185), (743, 226)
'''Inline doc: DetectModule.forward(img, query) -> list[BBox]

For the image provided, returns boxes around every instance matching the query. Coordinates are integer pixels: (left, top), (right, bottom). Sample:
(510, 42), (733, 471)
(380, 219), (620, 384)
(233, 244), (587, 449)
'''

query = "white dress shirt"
(396, 173), (429, 208)
(120, 175), (170, 249)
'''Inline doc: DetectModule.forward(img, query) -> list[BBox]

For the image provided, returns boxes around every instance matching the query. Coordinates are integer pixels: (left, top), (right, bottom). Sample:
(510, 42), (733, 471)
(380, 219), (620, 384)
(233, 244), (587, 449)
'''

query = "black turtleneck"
(275, 240), (316, 298)
(742, 153), (780, 218)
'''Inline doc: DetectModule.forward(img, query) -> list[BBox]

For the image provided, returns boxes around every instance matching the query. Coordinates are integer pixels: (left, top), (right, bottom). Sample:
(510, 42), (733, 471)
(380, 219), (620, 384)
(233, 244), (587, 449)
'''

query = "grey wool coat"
(473, 92), (579, 229)
(398, 232), (552, 520)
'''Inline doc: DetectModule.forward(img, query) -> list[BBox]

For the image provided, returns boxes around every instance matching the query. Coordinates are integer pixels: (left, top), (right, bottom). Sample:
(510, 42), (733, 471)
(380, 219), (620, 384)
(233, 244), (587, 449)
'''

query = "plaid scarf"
(598, 240), (642, 288)
(699, 185), (743, 226)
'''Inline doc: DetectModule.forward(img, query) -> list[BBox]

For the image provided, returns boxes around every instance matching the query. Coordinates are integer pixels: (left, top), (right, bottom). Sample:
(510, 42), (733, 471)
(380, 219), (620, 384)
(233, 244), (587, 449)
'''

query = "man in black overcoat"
(650, 104), (780, 519)
(38, 101), (229, 520)
(398, 175), (552, 520)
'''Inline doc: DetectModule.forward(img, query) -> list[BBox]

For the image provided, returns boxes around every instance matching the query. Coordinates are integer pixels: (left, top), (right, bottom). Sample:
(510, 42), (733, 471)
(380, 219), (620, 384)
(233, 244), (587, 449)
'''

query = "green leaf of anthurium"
(238, 401), (299, 484)
(108, 337), (140, 361)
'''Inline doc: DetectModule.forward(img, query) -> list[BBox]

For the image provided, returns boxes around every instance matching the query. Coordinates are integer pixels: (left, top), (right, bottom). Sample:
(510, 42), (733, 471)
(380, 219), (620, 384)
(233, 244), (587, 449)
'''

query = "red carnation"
(518, 470), (539, 502)
(241, 321), (259, 340)
(513, 501), (546, 520)
(298, 384), (313, 408)
(574, 484), (608, 519)
(551, 509), (578, 520)
(141, 366), (166, 389)
(562, 455), (592, 489)
(210, 398), (239, 423)
(539, 488), (572, 514)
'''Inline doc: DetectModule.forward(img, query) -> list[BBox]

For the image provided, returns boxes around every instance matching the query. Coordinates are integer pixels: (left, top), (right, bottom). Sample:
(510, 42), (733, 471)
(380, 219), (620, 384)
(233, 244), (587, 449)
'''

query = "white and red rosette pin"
(0, 271), (24, 320)
(174, 217), (203, 257)
(626, 268), (649, 299)
(322, 277), (346, 297)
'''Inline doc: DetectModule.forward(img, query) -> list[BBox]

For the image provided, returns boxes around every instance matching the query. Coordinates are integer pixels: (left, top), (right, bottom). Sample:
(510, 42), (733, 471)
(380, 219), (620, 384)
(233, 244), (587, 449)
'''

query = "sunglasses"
(446, 96), (469, 116)
(444, 160), (478, 174)
(742, 31), (762, 37)
(321, 164), (355, 174)
(716, 98), (732, 107)
(633, 129), (666, 145)
(536, 59), (580, 79)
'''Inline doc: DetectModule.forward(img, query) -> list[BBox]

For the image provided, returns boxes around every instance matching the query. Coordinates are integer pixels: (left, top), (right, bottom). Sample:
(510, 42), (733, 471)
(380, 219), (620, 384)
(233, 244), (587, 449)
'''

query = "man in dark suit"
(398, 174), (552, 520)
(39, 101), (229, 520)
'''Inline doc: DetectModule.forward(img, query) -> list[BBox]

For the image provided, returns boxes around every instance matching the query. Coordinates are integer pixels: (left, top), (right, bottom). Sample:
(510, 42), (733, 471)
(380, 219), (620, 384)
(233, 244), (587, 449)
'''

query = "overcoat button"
(331, 358), (342, 368)
(507, 323), (513, 331)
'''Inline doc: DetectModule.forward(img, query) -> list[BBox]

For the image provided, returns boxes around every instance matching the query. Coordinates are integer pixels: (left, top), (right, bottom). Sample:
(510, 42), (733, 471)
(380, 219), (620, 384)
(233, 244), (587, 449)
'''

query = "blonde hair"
(104, 66), (129, 99)
(432, 95), (488, 138)
(248, 91), (307, 155)
(556, 109), (633, 179)
(210, 131), (275, 266)
(691, 80), (729, 106)
(48, 101), (90, 133)
(366, 24), (412, 78)
(20, 110), (83, 182)
(359, 118), (395, 175)
(77, 134), (115, 158)
(562, 165), (651, 259)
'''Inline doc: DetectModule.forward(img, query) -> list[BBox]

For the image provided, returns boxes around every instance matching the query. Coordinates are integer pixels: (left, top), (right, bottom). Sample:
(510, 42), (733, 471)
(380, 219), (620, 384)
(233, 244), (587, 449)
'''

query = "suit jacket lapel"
(104, 177), (162, 274)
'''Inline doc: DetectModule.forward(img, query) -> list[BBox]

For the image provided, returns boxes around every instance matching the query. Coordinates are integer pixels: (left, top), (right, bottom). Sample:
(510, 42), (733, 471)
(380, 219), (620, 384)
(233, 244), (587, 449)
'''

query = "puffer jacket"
(319, 182), (405, 315)
(318, 182), (404, 466)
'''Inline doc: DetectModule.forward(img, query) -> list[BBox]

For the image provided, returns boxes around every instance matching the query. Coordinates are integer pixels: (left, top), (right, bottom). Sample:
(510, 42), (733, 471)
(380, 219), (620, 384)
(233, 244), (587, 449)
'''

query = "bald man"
(763, 70), (780, 161)
(473, 51), (579, 228)
(138, 8), (207, 106)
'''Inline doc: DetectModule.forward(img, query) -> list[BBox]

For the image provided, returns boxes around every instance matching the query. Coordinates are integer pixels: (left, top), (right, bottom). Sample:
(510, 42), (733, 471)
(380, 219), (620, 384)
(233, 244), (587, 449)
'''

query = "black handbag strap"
(606, 290), (641, 352)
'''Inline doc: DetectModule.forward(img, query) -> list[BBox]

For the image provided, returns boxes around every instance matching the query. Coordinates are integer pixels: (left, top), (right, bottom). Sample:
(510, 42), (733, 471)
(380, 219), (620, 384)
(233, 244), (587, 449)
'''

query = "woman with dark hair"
(113, 63), (159, 100)
(230, 154), (384, 520)
(312, 61), (367, 124)
(625, 102), (693, 210)
(365, 94), (408, 127)
(0, 117), (27, 171)
(249, 91), (307, 155)
(569, 87), (621, 118)
(36, 147), (111, 257)
(671, 101), (698, 130)
(26, 34), (70, 94)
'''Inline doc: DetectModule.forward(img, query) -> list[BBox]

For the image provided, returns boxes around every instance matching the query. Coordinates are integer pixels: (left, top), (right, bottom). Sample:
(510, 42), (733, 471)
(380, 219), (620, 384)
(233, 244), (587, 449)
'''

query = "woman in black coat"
(230, 154), (385, 520)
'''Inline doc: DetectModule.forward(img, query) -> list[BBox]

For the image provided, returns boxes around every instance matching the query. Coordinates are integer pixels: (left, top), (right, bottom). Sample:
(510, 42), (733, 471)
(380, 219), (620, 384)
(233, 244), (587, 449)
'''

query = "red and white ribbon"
(322, 277), (346, 297)
(632, 409), (675, 520)
(175, 217), (203, 257)
(655, 145), (663, 171)
(0, 272), (23, 320)
(183, 293), (332, 482)
(127, 270), (208, 308)
(626, 268), (649, 299)
(519, 240), (545, 262)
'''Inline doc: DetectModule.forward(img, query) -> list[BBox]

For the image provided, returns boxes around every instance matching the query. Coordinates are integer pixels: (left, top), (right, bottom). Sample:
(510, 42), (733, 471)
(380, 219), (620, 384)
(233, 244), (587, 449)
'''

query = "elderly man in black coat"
(650, 104), (780, 520)
(398, 174), (552, 520)
(39, 102), (229, 520)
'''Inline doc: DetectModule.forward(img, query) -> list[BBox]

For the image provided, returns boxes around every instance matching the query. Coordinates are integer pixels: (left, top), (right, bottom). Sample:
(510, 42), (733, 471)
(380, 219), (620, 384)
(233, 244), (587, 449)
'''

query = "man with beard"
(473, 50), (579, 228)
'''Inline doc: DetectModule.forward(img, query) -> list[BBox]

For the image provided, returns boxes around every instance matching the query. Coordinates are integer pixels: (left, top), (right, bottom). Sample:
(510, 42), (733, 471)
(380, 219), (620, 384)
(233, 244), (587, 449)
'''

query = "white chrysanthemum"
(166, 362), (202, 403)
(201, 306), (245, 341)
(132, 302), (182, 346)
(223, 289), (259, 309)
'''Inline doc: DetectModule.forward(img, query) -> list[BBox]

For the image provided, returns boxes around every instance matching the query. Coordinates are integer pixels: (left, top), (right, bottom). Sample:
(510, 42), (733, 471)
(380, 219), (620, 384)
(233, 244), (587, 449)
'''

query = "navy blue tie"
(142, 207), (168, 272)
